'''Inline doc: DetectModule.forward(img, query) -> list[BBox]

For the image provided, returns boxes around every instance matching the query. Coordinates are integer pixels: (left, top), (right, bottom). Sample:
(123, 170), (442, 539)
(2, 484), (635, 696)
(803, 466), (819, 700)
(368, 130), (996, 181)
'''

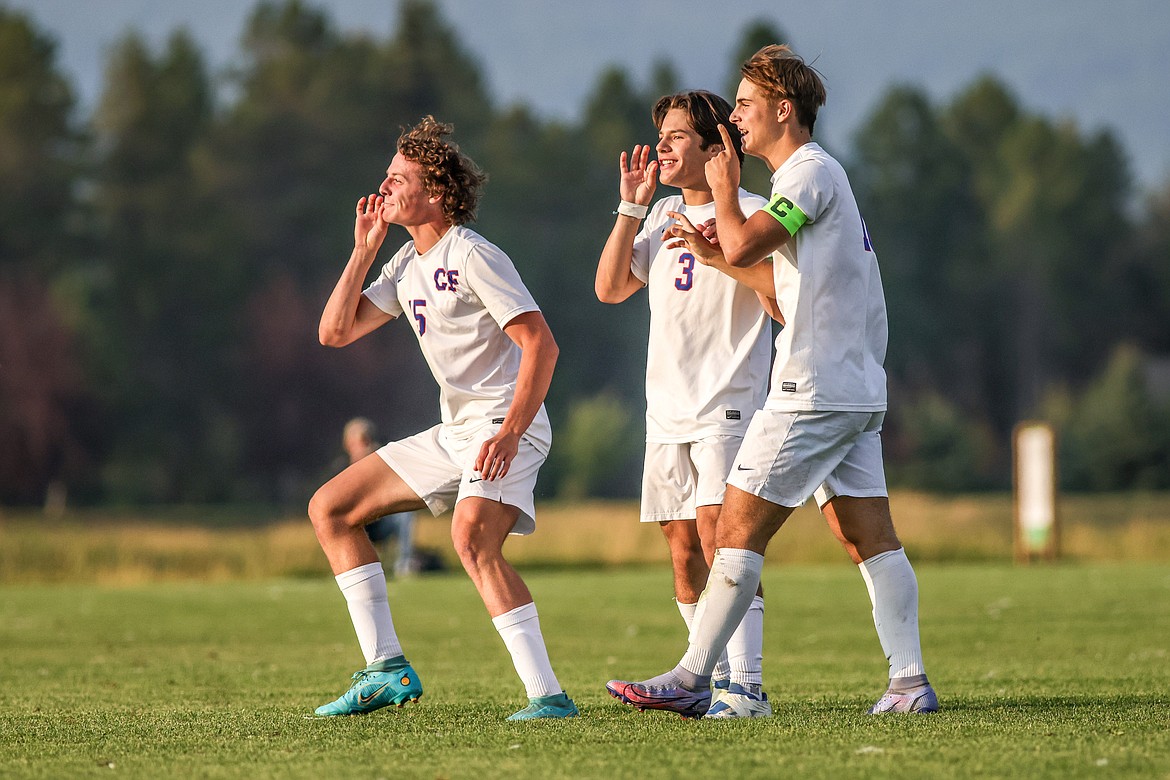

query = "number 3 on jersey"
(411, 299), (427, 336)
(675, 253), (695, 291)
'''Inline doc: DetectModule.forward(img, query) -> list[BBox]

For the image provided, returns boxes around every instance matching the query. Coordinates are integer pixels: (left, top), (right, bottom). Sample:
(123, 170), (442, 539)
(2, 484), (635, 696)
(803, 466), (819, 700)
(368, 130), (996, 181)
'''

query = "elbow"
(545, 333), (560, 366)
(595, 286), (635, 305)
(595, 283), (621, 305)
(725, 250), (757, 269)
(318, 327), (348, 348)
(536, 327), (560, 370)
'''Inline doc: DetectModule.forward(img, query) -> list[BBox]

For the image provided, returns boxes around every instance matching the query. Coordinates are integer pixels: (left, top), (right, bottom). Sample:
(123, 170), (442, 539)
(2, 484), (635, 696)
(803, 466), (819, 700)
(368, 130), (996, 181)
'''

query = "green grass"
(2, 564), (1168, 778)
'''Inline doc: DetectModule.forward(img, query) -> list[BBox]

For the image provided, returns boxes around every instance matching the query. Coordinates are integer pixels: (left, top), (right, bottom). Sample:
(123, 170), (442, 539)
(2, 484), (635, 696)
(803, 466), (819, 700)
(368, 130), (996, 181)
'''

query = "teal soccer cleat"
(506, 692), (579, 721)
(314, 657), (423, 716)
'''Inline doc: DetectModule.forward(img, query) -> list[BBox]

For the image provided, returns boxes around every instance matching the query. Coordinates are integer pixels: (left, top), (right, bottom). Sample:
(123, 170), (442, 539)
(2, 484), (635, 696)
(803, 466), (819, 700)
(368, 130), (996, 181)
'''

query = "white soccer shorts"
(640, 435), (743, 523)
(377, 422), (544, 535)
(726, 410), (888, 509)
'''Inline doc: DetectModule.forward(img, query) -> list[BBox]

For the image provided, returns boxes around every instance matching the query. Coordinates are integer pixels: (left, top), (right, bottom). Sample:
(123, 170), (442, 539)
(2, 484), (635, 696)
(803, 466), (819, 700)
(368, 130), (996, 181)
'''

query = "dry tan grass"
(1, 491), (1168, 583)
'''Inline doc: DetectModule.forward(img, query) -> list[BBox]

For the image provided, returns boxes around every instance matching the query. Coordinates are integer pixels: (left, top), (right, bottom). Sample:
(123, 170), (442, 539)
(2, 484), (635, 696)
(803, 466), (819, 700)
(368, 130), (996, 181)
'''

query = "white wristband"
(614, 200), (649, 220)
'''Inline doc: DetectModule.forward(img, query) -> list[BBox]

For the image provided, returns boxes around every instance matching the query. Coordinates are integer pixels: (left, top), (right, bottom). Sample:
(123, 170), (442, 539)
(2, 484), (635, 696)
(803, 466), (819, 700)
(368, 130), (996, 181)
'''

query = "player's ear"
(706, 143), (725, 159)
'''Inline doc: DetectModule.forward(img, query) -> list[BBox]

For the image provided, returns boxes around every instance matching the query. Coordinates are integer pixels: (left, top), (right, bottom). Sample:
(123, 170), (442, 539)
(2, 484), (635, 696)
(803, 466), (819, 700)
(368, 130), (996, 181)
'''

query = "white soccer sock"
(335, 562), (403, 666)
(679, 549), (765, 679)
(726, 595), (765, 687)
(492, 602), (562, 698)
(677, 600), (731, 680)
(858, 548), (926, 679)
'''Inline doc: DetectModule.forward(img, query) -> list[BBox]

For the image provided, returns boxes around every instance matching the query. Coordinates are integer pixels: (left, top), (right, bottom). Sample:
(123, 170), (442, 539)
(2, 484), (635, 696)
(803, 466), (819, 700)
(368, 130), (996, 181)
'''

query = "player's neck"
(760, 127), (814, 173)
(679, 186), (715, 207)
(407, 220), (453, 255)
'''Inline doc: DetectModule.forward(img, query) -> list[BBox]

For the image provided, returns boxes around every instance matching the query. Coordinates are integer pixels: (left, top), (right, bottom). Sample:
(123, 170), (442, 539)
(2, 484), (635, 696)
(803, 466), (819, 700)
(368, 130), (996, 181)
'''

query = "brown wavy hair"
(740, 45), (827, 135)
(652, 90), (745, 164)
(397, 116), (486, 225)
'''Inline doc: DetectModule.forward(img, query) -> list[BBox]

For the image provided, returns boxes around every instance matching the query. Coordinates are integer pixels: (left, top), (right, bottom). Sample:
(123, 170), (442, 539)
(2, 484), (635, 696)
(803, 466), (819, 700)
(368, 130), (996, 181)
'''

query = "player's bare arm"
(319, 194), (396, 347)
(475, 311), (558, 481)
(706, 125), (793, 268)
(595, 145), (658, 303)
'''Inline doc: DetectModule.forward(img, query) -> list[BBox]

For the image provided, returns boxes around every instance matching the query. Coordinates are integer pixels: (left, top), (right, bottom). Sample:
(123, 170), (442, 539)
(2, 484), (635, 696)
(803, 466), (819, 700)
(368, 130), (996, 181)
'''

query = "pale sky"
(10, 0), (1170, 194)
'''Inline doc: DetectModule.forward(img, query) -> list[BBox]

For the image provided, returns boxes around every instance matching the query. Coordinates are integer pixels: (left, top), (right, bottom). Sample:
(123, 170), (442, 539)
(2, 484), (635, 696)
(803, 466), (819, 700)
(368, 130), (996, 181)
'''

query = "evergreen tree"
(84, 30), (247, 502)
(0, 8), (77, 272)
(0, 9), (88, 505)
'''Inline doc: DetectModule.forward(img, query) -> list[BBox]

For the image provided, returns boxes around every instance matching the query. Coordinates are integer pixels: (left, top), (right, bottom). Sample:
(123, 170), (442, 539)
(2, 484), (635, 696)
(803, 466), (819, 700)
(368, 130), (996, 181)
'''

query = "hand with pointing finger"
(704, 124), (741, 200)
(662, 210), (721, 264)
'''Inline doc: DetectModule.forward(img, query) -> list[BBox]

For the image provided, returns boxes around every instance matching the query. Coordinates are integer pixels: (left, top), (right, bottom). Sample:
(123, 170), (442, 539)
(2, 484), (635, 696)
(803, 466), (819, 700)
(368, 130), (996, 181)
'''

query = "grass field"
(3, 563), (1168, 778)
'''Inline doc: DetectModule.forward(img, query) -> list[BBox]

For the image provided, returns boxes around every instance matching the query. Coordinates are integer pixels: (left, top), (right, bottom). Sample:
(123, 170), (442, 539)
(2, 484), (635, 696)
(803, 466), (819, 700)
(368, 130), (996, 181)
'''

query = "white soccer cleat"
(867, 681), (939, 714)
(703, 682), (772, 719)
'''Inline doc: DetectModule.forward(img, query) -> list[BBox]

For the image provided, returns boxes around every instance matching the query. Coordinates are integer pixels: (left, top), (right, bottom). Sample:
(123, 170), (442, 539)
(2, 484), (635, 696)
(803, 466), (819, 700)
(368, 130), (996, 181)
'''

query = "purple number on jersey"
(675, 253), (695, 291)
(411, 299), (427, 335)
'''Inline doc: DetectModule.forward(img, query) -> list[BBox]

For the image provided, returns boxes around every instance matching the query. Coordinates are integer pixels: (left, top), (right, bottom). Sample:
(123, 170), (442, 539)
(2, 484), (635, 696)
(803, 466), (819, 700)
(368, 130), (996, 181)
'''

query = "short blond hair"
(740, 44), (827, 134)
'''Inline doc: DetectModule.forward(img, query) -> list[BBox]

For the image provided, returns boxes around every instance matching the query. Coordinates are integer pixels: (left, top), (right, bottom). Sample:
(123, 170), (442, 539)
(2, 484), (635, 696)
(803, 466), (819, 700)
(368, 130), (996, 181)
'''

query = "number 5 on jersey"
(411, 299), (427, 336)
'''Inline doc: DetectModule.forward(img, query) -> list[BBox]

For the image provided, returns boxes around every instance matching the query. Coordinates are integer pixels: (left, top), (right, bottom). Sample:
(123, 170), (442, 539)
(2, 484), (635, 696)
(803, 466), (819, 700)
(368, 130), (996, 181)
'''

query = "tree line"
(2, 0), (1168, 508)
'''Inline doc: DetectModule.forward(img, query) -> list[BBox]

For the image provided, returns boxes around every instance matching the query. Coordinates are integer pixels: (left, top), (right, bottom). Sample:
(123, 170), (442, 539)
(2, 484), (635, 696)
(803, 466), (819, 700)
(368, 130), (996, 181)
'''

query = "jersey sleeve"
(362, 246), (408, 317)
(629, 200), (669, 285)
(739, 190), (768, 218)
(767, 159), (835, 235)
(462, 241), (541, 328)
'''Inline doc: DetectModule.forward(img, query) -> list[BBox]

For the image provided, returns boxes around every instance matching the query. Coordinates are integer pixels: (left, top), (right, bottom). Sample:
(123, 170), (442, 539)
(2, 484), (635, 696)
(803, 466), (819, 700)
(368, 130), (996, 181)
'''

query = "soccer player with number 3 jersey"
(309, 117), (576, 721)
(609, 46), (938, 718)
(595, 91), (779, 718)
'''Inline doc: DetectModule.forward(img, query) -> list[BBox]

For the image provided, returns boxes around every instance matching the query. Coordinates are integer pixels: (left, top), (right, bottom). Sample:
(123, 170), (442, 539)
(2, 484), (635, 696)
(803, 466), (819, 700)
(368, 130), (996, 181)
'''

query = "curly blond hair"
(397, 116), (486, 226)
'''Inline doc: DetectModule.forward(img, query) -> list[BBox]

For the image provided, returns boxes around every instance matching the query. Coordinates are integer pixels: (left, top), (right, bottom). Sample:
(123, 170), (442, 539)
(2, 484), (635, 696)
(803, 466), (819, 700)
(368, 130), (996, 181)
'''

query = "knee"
(661, 521), (702, 558)
(839, 515), (900, 552)
(308, 487), (350, 535)
(671, 537), (706, 571)
(451, 525), (494, 573)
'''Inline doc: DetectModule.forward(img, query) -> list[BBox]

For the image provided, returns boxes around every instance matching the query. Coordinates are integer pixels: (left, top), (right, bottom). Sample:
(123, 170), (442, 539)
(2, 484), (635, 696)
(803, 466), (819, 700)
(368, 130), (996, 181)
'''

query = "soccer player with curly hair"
(310, 116), (576, 721)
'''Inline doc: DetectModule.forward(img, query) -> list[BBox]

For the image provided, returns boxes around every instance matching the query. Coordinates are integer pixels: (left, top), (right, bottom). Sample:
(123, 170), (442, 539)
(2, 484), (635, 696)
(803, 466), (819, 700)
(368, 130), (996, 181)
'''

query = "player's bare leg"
(823, 495), (937, 714)
(649, 510), (758, 711)
(714, 486), (793, 553)
(452, 497), (576, 720)
(609, 488), (788, 717)
(694, 502), (770, 717)
(309, 453), (427, 573)
(308, 455), (427, 716)
(821, 495), (900, 564)
(656, 518), (722, 681)
(659, 518), (707, 604)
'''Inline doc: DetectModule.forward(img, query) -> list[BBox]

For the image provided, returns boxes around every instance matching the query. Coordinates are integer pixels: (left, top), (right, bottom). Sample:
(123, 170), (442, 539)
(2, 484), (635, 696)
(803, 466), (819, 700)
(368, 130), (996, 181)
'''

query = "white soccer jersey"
(630, 190), (772, 442)
(363, 225), (552, 454)
(765, 142), (888, 412)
